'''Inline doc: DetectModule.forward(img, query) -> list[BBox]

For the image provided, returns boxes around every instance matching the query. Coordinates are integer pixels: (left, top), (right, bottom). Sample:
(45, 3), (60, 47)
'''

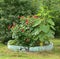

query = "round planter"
(7, 42), (53, 52)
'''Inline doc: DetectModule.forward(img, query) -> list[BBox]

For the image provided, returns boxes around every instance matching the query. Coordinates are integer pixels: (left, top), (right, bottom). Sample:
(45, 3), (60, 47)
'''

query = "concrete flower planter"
(7, 42), (53, 52)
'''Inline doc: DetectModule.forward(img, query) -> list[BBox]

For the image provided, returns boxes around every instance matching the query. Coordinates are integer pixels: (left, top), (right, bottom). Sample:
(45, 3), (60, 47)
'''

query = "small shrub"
(11, 16), (55, 49)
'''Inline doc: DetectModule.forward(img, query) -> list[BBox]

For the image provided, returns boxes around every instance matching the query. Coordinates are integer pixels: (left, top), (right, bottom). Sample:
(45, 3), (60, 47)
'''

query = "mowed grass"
(0, 38), (60, 59)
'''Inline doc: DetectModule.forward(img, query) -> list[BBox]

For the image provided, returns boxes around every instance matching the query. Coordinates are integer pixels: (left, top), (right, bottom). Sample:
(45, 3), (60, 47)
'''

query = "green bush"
(0, 17), (20, 43)
(11, 15), (55, 49)
(9, 5), (55, 50)
(0, 18), (12, 43)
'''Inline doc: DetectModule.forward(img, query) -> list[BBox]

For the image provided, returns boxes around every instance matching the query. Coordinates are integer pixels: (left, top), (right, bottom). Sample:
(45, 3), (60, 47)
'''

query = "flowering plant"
(11, 15), (55, 50)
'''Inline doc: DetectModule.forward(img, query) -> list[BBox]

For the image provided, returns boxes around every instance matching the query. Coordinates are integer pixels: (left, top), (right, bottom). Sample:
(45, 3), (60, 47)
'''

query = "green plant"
(11, 15), (55, 51)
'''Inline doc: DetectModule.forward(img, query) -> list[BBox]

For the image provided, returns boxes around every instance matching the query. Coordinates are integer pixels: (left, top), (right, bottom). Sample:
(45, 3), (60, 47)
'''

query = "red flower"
(18, 16), (20, 19)
(21, 29), (24, 32)
(32, 15), (38, 18)
(26, 19), (29, 25)
(8, 25), (11, 30)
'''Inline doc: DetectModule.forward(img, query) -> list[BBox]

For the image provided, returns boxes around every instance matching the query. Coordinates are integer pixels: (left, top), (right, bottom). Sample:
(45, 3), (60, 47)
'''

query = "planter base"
(7, 42), (53, 52)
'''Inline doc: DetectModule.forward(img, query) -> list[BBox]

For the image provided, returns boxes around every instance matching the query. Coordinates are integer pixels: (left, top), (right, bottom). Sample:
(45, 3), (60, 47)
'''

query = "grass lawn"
(0, 38), (60, 59)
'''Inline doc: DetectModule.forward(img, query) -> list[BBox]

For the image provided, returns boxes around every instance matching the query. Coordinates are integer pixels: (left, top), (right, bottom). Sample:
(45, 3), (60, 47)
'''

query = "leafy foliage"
(0, 18), (12, 43)
(0, 0), (39, 17)
(51, 0), (60, 37)
(11, 16), (55, 47)
(39, 0), (60, 37)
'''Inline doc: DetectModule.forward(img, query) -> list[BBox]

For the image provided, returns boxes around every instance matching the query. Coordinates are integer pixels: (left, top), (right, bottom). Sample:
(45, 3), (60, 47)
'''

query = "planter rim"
(7, 42), (53, 52)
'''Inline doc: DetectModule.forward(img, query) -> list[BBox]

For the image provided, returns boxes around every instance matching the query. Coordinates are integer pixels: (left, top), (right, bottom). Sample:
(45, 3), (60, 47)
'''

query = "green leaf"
(46, 30), (55, 38)
(47, 19), (55, 26)
(32, 18), (42, 27)
(38, 34), (46, 42)
(32, 28), (41, 35)
(51, 25), (55, 30)
(40, 24), (50, 33)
